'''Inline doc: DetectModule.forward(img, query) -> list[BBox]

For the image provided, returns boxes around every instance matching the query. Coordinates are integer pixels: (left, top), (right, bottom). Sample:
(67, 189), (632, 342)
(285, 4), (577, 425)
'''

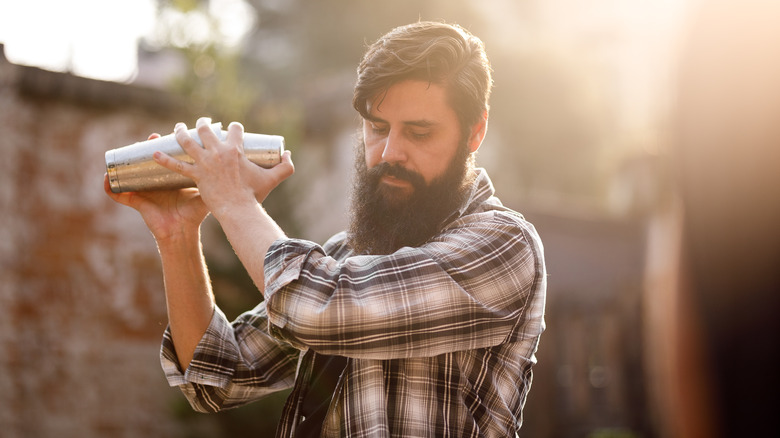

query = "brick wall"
(0, 48), (201, 437)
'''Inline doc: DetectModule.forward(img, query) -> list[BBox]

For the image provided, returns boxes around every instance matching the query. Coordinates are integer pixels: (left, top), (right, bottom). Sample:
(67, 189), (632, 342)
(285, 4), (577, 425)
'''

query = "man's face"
(362, 80), (465, 203)
(348, 80), (481, 255)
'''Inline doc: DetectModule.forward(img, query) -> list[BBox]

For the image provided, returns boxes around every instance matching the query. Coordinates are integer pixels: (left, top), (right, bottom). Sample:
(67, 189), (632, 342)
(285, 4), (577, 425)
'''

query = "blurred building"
(521, 207), (653, 438)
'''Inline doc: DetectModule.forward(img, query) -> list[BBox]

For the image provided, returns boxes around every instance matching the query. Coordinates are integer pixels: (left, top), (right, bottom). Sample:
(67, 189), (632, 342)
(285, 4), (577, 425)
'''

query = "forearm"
(212, 201), (286, 298)
(155, 118), (293, 298)
(157, 229), (215, 371)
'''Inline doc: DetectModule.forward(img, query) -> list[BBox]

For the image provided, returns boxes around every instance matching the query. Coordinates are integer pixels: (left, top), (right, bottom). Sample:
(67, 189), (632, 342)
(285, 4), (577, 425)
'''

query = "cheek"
(418, 146), (456, 184)
(363, 139), (383, 168)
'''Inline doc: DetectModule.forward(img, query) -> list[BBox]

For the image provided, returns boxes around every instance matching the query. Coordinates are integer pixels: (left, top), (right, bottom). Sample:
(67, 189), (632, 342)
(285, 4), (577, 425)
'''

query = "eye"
(410, 131), (431, 140)
(369, 122), (388, 136)
(407, 127), (432, 141)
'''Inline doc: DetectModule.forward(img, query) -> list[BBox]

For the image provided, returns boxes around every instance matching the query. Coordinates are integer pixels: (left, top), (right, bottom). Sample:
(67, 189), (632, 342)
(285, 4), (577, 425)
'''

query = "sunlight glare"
(0, 0), (156, 82)
(0, 0), (255, 83)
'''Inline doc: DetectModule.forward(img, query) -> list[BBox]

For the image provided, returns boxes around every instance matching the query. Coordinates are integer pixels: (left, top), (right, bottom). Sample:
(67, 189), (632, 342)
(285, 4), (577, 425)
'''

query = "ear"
(466, 111), (488, 153)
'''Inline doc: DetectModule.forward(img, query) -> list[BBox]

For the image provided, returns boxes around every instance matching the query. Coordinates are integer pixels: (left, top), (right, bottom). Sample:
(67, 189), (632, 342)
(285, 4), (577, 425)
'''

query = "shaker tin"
(106, 123), (284, 193)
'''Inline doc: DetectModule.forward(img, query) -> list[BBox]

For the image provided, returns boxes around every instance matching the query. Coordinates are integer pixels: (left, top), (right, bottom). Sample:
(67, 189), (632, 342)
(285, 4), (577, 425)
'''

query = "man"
(105, 21), (546, 437)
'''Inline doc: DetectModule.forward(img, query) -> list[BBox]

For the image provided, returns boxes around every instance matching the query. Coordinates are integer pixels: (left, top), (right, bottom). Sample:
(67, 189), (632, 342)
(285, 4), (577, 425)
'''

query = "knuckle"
(196, 123), (212, 138)
(175, 131), (193, 147)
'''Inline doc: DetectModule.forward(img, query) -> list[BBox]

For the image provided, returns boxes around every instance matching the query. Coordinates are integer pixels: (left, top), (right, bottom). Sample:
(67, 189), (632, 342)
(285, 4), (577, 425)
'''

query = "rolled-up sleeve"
(160, 303), (300, 413)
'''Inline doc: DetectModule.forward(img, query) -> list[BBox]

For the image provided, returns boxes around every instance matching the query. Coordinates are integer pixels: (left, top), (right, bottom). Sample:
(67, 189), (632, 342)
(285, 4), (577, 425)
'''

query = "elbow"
(179, 384), (230, 414)
(189, 400), (221, 414)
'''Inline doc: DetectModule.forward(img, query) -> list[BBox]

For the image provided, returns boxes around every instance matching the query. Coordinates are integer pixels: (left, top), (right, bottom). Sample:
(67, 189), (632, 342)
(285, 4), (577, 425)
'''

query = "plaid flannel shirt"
(161, 169), (547, 437)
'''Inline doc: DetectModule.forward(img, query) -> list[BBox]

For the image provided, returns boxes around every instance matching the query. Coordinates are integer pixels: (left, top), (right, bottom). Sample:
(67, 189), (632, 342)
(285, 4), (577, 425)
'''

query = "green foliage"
(150, 2), (258, 123)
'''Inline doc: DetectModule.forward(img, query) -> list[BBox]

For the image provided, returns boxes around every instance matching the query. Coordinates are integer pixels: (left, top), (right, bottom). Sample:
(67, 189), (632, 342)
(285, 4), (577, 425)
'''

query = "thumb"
(248, 150), (294, 203)
(263, 150), (294, 188)
(270, 150), (295, 182)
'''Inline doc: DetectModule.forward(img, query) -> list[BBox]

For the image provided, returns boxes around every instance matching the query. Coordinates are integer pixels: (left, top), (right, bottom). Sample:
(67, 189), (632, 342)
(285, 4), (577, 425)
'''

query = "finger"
(154, 150), (196, 178)
(227, 121), (245, 153)
(196, 116), (212, 129)
(147, 133), (161, 141)
(104, 173), (136, 207)
(103, 173), (120, 199)
(174, 122), (205, 159)
(195, 117), (219, 150)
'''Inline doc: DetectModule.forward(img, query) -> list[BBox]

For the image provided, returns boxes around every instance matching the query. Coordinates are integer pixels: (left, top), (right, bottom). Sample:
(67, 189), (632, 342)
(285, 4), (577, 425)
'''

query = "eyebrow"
(365, 114), (438, 128)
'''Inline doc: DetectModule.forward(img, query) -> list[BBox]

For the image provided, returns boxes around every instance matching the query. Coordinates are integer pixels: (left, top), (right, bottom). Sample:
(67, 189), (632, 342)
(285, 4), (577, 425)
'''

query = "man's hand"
(152, 117), (295, 221)
(103, 133), (210, 243)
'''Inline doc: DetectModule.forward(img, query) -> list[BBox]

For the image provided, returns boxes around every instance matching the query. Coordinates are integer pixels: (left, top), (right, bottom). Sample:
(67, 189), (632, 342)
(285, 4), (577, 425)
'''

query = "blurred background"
(1, 0), (778, 437)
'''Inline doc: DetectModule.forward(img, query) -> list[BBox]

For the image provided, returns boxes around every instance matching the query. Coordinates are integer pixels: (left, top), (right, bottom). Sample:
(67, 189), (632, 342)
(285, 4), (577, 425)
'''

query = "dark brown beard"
(347, 139), (474, 255)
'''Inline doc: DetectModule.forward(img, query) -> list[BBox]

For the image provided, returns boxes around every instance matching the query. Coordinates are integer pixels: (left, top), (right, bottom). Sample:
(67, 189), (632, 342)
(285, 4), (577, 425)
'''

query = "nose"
(381, 130), (407, 164)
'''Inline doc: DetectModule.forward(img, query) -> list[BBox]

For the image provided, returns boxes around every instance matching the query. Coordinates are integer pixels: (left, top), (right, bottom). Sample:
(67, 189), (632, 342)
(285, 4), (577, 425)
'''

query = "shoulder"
(455, 196), (542, 243)
(430, 197), (545, 271)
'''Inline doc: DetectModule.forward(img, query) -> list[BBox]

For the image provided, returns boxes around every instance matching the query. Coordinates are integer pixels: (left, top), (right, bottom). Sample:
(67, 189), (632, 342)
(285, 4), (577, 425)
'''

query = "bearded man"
(105, 21), (546, 438)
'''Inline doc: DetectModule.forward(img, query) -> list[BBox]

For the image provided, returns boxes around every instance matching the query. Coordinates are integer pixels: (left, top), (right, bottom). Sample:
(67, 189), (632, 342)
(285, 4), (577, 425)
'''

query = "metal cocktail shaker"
(106, 123), (284, 193)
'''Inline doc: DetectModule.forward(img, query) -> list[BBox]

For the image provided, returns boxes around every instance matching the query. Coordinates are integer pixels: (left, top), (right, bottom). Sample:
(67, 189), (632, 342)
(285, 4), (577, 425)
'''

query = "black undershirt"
(294, 353), (348, 438)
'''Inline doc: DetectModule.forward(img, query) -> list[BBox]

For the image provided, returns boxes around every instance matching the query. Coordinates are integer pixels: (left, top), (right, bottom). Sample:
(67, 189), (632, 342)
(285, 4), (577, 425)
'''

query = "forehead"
(366, 80), (458, 124)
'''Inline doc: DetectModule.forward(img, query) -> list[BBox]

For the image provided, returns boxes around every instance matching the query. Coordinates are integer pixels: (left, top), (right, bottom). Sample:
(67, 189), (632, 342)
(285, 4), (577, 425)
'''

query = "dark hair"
(353, 21), (493, 136)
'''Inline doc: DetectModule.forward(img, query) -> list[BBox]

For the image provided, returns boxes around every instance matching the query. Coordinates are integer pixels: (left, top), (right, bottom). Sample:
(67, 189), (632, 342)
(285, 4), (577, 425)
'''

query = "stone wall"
(0, 48), (202, 437)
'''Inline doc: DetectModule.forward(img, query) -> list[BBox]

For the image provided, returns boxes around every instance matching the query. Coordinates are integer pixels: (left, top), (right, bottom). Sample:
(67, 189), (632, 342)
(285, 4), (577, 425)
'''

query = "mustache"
(368, 162), (426, 187)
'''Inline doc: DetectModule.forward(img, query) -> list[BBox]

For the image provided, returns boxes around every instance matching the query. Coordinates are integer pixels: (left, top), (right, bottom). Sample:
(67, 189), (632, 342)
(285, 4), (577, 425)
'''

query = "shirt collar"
(445, 167), (495, 224)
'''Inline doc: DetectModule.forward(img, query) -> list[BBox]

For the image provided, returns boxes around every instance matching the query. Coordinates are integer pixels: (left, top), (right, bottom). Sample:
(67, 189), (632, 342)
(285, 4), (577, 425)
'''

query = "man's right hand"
(103, 133), (210, 243)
